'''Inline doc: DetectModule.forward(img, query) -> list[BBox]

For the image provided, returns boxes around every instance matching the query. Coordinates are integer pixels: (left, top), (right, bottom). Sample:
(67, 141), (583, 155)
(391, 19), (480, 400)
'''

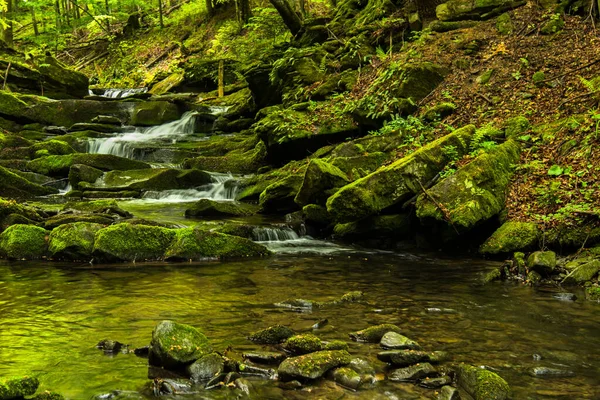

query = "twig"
(477, 92), (493, 104)
(539, 58), (600, 84)
(3, 62), (11, 90)
(66, 0), (111, 35)
(75, 51), (109, 70)
(417, 179), (460, 235)
(558, 91), (594, 109)
(402, 172), (441, 209)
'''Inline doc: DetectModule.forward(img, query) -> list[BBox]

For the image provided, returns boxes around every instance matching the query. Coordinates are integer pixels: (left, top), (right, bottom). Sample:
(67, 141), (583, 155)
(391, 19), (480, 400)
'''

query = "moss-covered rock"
(380, 332), (421, 350)
(27, 154), (150, 177)
(563, 260), (600, 284)
(0, 165), (58, 198)
(323, 341), (349, 351)
(0, 376), (40, 399)
(436, 0), (525, 21)
(0, 224), (48, 259)
(259, 174), (303, 214)
(82, 168), (212, 192)
(480, 221), (540, 254)
(284, 334), (323, 355)
(185, 199), (258, 218)
(329, 152), (389, 180)
(48, 222), (104, 260)
(0, 198), (43, 231)
(330, 366), (362, 389)
(456, 364), (511, 400)
(149, 72), (185, 95)
(186, 353), (224, 382)
(422, 102), (457, 122)
(540, 15), (564, 34)
(527, 251), (556, 276)
(63, 199), (132, 217)
(93, 223), (176, 262)
(294, 159), (349, 207)
(377, 350), (449, 366)
(503, 116), (530, 139)
(30, 140), (76, 158)
(349, 324), (402, 343)
(303, 204), (332, 226)
(278, 350), (352, 381)
(416, 140), (521, 232)
(183, 140), (267, 174)
(429, 20), (479, 32)
(327, 125), (475, 223)
(149, 320), (213, 369)
(585, 285), (600, 301)
(248, 325), (295, 344)
(68, 164), (104, 189)
(131, 101), (180, 126)
(164, 228), (271, 260)
(496, 12), (513, 34)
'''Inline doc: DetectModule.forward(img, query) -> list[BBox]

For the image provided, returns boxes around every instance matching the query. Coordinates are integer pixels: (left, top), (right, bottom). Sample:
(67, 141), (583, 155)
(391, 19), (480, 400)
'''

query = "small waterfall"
(252, 227), (300, 241)
(87, 112), (198, 159)
(58, 183), (72, 195)
(139, 173), (239, 203)
(91, 88), (148, 99)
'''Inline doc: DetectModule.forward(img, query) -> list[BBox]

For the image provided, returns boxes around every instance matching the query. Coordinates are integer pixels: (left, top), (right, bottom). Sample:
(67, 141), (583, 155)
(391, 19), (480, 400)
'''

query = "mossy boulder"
(63, 199), (131, 217)
(349, 324), (402, 343)
(563, 260), (600, 284)
(69, 164), (104, 188)
(303, 204), (332, 226)
(164, 228), (270, 260)
(183, 140), (267, 174)
(93, 223), (176, 262)
(259, 174), (303, 213)
(0, 165), (58, 198)
(131, 102), (180, 126)
(149, 72), (185, 95)
(480, 221), (540, 254)
(284, 334), (324, 355)
(416, 140), (521, 233)
(278, 350), (352, 381)
(27, 154), (150, 177)
(30, 140), (76, 158)
(48, 222), (105, 260)
(436, 0), (525, 21)
(82, 168), (212, 192)
(503, 116), (530, 138)
(0, 224), (48, 260)
(422, 102), (457, 122)
(184, 199), (258, 218)
(186, 353), (225, 382)
(527, 251), (556, 276)
(456, 364), (511, 400)
(149, 320), (213, 369)
(329, 152), (388, 180)
(294, 159), (349, 207)
(496, 12), (513, 34)
(0, 198), (43, 230)
(327, 125), (475, 223)
(0, 376), (40, 399)
(22, 98), (135, 127)
(248, 325), (295, 344)
(37, 55), (89, 99)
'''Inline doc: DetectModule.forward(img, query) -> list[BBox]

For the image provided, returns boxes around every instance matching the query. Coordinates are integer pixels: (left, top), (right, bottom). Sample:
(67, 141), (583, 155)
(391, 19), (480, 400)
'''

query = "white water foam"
(93, 88), (148, 99)
(138, 173), (239, 203)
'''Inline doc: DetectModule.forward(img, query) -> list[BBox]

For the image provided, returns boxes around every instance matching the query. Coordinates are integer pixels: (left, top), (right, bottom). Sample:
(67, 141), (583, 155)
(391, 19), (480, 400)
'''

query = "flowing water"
(90, 88), (149, 99)
(1, 254), (599, 399)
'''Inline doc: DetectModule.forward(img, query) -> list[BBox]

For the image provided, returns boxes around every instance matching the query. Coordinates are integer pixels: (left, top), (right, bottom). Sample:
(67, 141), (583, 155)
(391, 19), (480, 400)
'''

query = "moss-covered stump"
(81, 168), (212, 192)
(294, 159), (349, 207)
(48, 222), (105, 260)
(416, 140), (521, 232)
(183, 141), (267, 174)
(0, 376), (40, 399)
(149, 320), (213, 370)
(480, 221), (540, 254)
(284, 334), (323, 355)
(0, 165), (58, 198)
(0, 224), (48, 260)
(27, 154), (150, 177)
(259, 174), (304, 214)
(327, 125), (475, 223)
(455, 364), (511, 400)
(93, 223), (176, 262)
(164, 228), (271, 260)
(184, 199), (258, 218)
(436, 0), (525, 21)
(278, 350), (352, 381)
(131, 102), (180, 126)
(349, 324), (402, 343)
(248, 325), (295, 344)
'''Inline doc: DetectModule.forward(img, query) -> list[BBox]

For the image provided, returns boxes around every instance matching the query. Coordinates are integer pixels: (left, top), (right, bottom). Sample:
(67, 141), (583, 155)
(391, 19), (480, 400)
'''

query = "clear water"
(1, 253), (599, 399)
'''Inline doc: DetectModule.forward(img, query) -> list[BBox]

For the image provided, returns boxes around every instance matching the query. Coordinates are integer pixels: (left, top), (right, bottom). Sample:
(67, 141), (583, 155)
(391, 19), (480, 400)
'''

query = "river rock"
(131, 102), (180, 126)
(248, 325), (295, 344)
(92, 115), (122, 125)
(149, 320), (213, 369)
(185, 199), (258, 218)
(419, 375), (452, 388)
(243, 351), (287, 365)
(277, 350), (352, 380)
(187, 353), (224, 381)
(349, 357), (376, 375)
(0, 224), (48, 260)
(530, 367), (575, 377)
(563, 260), (600, 284)
(349, 323), (402, 342)
(480, 221), (540, 254)
(48, 222), (104, 260)
(456, 364), (511, 400)
(97, 339), (126, 354)
(437, 385), (460, 400)
(284, 334), (323, 355)
(388, 362), (438, 382)
(377, 350), (449, 366)
(527, 251), (556, 275)
(330, 367), (362, 390)
(93, 223), (175, 262)
(294, 159), (349, 207)
(0, 376), (40, 399)
(323, 340), (348, 351)
(380, 332), (421, 350)
(0, 165), (58, 198)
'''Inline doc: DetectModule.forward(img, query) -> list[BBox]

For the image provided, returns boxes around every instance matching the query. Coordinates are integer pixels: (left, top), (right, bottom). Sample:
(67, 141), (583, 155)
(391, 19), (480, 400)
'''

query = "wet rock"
(456, 364), (511, 400)
(131, 101), (180, 126)
(527, 270), (542, 285)
(419, 375), (452, 388)
(0, 165), (58, 198)
(437, 385), (460, 400)
(63, 200), (132, 217)
(284, 334), (323, 355)
(153, 378), (195, 395)
(243, 351), (287, 365)
(348, 357), (376, 375)
(380, 332), (421, 350)
(277, 350), (352, 380)
(527, 251), (556, 276)
(0, 376), (40, 399)
(93, 391), (146, 400)
(563, 260), (600, 284)
(323, 340), (348, 351)
(93, 223), (175, 262)
(134, 346), (149, 357)
(377, 350), (449, 366)
(97, 339), (126, 354)
(278, 380), (302, 390)
(480, 221), (540, 255)
(311, 318), (329, 330)
(339, 291), (364, 303)
(294, 159), (349, 207)
(248, 325), (295, 344)
(234, 378), (252, 395)
(426, 308), (458, 314)
(92, 115), (122, 125)
(69, 164), (104, 189)
(259, 174), (303, 214)
(69, 123), (122, 133)
(349, 324), (402, 343)
(27, 154), (151, 177)
(530, 367), (575, 378)
(482, 268), (502, 284)
(388, 362), (438, 382)
(49, 222), (104, 260)
(552, 293), (577, 301)
(0, 224), (48, 260)
(238, 363), (276, 379)
(187, 353), (224, 382)
(87, 168), (213, 192)
(149, 320), (213, 369)
(330, 367), (362, 390)
(185, 199), (258, 218)
(585, 286), (600, 301)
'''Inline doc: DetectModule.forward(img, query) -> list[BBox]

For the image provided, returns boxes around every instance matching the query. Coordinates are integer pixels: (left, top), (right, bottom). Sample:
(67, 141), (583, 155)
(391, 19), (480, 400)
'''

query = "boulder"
(377, 350), (449, 366)
(0, 165), (58, 198)
(44, 213), (116, 230)
(294, 159), (349, 207)
(0, 376), (40, 399)
(131, 102), (180, 126)
(563, 259), (600, 284)
(277, 350), (352, 380)
(30, 140), (76, 158)
(259, 174), (303, 213)
(527, 251), (556, 276)
(388, 363), (438, 382)
(248, 325), (295, 344)
(349, 324), (402, 343)
(83, 168), (212, 192)
(436, 0), (525, 21)
(330, 367), (362, 390)
(480, 221), (540, 254)
(183, 141), (267, 174)
(187, 353), (224, 382)
(380, 332), (421, 350)
(62, 199), (132, 217)
(48, 222), (105, 260)
(149, 320), (213, 369)
(416, 140), (521, 232)
(283, 334), (323, 355)
(455, 364), (511, 400)
(93, 223), (176, 262)
(437, 385), (460, 399)
(184, 199), (258, 218)
(0, 224), (48, 259)
(0, 198), (43, 231)
(69, 164), (104, 189)
(327, 125), (475, 223)
(27, 154), (151, 177)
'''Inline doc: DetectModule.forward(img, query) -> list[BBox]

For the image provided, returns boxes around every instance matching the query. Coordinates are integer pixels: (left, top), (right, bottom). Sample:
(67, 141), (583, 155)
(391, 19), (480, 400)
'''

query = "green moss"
(437, 0), (524, 21)
(349, 324), (402, 343)
(284, 334), (323, 355)
(149, 320), (213, 369)
(323, 340), (349, 351)
(27, 154), (150, 177)
(278, 350), (352, 380)
(149, 72), (185, 95)
(30, 140), (76, 158)
(563, 260), (600, 284)
(0, 165), (58, 198)
(93, 223), (176, 262)
(63, 200), (131, 217)
(585, 286), (600, 301)
(327, 125), (475, 223)
(456, 364), (511, 400)
(0, 198), (42, 231)
(0, 90), (28, 118)
(183, 140), (267, 174)
(0, 224), (48, 260)
(533, 71), (546, 87)
(480, 221), (540, 254)
(259, 174), (304, 213)
(48, 222), (104, 260)
(503, 116), (530, 139)
(131, 101), (180, 126)
(29, 392), (65, 400)
(496, 13), (513, 35)
(86, 168), (212, 192)
(185, 199), (258, 218)
(294, 159), (349, 207)
(329, 152), (388, 180)
(248, 325), (295, 344)
(0, 376), (40, 399)
(422, 102), (457, 121)
(44, 213), (114, 230)
(541, 15), (564, 34)
(527, 251), (556, 275)
(303, 204), (331, 225)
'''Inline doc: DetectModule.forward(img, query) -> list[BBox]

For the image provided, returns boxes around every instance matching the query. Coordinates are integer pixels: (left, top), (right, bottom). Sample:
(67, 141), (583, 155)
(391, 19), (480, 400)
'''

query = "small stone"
(96, 339), (125, 354)
(242, 351), (286, 365)
(323, 340), (349, 351)
(437, 385), (460, 400)
(248, 325), (295, 344)
(330, 367), (362, 390)
(380, 332), (421, 350)
(277, 350), (352, 380)
(530, 367), (575, 377)
(283, 334), (323, 355)
(527, 270), (542, 285)
(377, 350), (449, 366)
(527, 251), (556, 276)
(187, 353), (224, 382)
(533, 71), (546, 87)
(388, 363), (438, 382)
(348, 357), (376, 375)
(349, 323), (402, 343)
(419, 375), (452, 388)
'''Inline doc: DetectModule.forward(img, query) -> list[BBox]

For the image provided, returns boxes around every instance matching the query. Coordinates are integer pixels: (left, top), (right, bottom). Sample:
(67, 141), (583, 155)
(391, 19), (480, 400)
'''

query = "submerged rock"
(388, 362), (438, 382)
(349, 324), (402, 343)
(97, 339), (126, 354)
(419, 375), (452, 388)
(243, 351), (287, 365)
(0, 376), (40, 399)
(530, 367), (575, 377)
(0, 224), (48, 260)
(380, 332), (421, 350)
(149, 320), (213, 369)
(277, 350), (352, 380)
(248, 325), (295, 344)
(456, 364), (511, 400)
(377, 350), (449, 366)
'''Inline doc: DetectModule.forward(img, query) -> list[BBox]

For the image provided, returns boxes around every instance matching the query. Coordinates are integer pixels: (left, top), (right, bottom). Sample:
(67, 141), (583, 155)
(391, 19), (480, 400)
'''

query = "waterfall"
(91, 88), (148, 99)
(252, 227), (300, 241)
(139, 173), (239, 203)
(87, 112), (198, 159)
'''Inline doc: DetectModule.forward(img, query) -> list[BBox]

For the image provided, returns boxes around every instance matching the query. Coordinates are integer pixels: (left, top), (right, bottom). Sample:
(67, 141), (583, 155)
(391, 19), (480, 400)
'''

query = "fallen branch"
(144, 32), (190, 68)
(75, 51), (109, 71)
(417, 179), (460, 235)
(539, 58), (600, 84)
(402, 172), (440, 209)
(3, 62), (11, 90)
(558, 91), (594, 109)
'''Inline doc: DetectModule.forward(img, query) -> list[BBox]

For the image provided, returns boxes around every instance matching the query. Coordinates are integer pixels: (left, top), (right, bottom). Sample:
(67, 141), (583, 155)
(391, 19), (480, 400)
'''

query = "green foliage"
(440, 144), (459, 178)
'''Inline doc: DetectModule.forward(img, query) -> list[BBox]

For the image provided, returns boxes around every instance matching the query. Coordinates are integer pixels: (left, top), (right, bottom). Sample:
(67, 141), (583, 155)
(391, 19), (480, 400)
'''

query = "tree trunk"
(158, 0), (164, 28)
(298, 0), (307, 16)
(73, 0), (80, 19)
(2, 0), (14, 47)
(32, 7), (39, 36)
(105, 0), (111, 31)
(236, 0), (251, 23)
(55, 0), (62, 31)
(205, 0), (213, 16)
(269, 0), (302, 35)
